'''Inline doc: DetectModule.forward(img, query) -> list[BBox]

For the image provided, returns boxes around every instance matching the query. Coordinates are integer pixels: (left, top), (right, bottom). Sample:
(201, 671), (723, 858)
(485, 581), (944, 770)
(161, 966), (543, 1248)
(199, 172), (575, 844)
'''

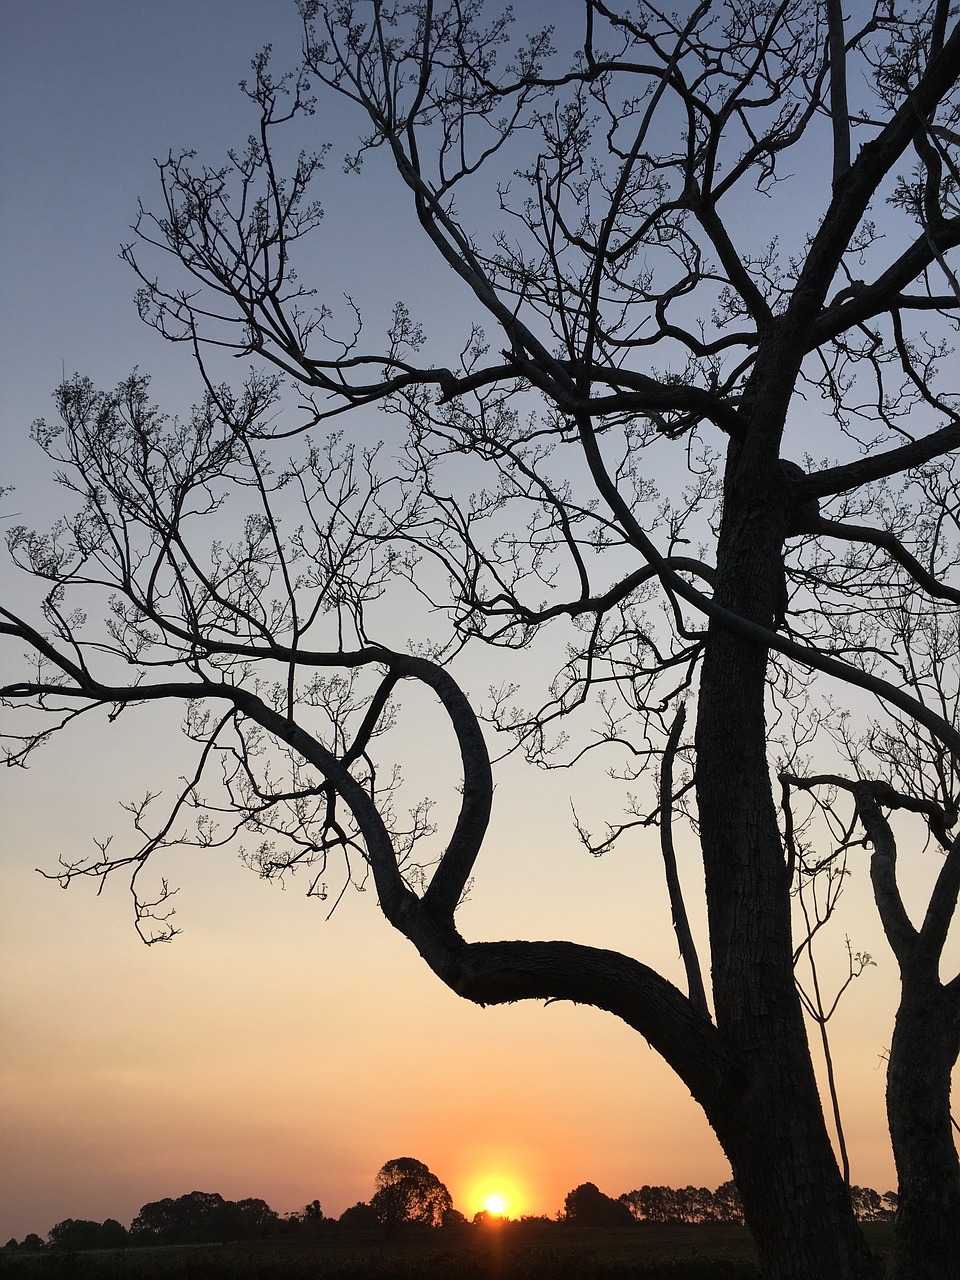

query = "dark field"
(0, 1223), (894, 1279)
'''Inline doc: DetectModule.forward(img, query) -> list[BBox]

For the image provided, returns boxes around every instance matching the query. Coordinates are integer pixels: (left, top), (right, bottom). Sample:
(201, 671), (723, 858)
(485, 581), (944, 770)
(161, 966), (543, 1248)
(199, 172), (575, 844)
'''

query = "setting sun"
(463, 1168), (529, 1221)
(451, 1150), (540, 1223)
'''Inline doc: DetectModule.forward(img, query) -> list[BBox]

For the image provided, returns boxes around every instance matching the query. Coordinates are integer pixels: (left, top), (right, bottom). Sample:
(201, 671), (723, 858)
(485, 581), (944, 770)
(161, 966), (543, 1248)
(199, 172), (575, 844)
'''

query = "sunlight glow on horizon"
(465, 1171), (528, 1220)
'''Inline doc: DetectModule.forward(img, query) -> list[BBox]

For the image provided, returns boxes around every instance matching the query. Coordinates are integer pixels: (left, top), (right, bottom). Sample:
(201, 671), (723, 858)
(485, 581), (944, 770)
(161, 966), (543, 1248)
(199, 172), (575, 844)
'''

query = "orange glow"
(447, 1144), (556, 1223)
(465, 1171), (527, 1220)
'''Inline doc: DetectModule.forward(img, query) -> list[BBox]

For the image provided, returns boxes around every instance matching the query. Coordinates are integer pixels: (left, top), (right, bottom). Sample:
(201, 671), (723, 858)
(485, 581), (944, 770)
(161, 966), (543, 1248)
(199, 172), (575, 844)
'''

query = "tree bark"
(694, 429), (877, 1279)
(885, 979), (960, 1280)
(714, 1080), (878, 1280)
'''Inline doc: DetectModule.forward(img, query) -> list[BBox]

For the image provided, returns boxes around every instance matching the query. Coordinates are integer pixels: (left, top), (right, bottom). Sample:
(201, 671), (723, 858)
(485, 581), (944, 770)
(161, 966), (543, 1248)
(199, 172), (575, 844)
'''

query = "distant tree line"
(616, 1182), (744, 1225)
(1, 1161), (898, 1252)
(2, 1190), (323, 1254)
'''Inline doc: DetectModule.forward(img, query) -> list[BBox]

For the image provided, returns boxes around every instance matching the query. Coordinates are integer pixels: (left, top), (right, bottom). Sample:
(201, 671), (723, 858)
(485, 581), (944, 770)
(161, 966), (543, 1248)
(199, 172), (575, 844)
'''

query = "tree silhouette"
(711, 1181), (745, 1227)
(3, 3), (960, 1277)
(563, 1183), (635, 1229)
(371, 1157), (453, 1228)
(619, 1182), (745, 1225)
(47, 1218), (128, 1251)
(131, 1191), (227, 1244)
(297, 1199), (326, 1231)
(129, 1190), (279, 1244)
(338, 1201), (378, 1229)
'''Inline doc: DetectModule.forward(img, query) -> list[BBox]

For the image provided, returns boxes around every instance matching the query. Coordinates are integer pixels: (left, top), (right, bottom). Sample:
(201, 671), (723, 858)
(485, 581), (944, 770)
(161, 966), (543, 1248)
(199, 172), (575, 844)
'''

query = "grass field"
(0, 1222), (893, 1279)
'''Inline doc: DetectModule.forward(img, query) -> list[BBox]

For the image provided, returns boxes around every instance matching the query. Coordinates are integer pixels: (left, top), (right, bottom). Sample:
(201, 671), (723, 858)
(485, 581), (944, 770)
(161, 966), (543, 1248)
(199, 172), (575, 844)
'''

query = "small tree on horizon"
(296, 1198), (326, 1230)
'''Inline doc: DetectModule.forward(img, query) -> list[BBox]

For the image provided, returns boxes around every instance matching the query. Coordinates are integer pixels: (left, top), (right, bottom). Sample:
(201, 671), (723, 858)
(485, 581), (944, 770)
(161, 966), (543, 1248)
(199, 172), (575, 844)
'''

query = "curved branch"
(793, 513), (960, 606)
(855, 784), (920, 968)
(434, 938), (731, 1108)
(798, 419), (960, 502)
(2, 615), (731, 1103)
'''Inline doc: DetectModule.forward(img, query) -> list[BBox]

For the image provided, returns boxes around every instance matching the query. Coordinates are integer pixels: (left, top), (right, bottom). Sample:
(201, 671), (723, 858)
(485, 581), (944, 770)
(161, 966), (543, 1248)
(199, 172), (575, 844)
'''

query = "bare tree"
(3, 3), (960, 1277)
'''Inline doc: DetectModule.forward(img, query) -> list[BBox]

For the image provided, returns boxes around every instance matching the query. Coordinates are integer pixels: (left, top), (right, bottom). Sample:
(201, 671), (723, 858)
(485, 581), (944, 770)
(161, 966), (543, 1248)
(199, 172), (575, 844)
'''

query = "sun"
(464, 1168), (526, 1221)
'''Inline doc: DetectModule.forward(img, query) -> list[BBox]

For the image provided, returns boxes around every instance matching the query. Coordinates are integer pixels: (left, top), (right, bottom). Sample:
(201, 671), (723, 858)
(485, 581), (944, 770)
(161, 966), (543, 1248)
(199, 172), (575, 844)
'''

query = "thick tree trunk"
(886, 979), (960, 1280)
(714, 1080), (878, 1280)
(694, 438), (877, 1280)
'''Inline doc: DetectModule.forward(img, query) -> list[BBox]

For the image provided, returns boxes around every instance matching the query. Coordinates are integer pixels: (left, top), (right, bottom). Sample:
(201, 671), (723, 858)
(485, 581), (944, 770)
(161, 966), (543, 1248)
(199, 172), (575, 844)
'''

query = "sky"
(0, 0), (920, 1243)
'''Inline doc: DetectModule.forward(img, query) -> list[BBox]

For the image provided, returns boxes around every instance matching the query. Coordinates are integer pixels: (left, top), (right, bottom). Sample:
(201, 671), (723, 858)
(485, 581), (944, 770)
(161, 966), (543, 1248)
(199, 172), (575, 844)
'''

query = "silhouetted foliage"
(48, 1218), (128, 1251)
(131, 1191), (223, 1244)
(563, 1183), (635, 1229)
(338, 1201), (378, 1229)
(12, 1172), (893, 1257)
(618, 1178), (901, 1228)
(711, 1182), (745, 1226)
(290, 1199), (326, 1231)
(620, 1182), (744, 1225)
(371, 1158), (454, 1228)
(849, 1187), (897, 1222)
(130, 1190), (280, 1245)
(620, 1186), (672, 1224)
(232, 1192), (281, 1233)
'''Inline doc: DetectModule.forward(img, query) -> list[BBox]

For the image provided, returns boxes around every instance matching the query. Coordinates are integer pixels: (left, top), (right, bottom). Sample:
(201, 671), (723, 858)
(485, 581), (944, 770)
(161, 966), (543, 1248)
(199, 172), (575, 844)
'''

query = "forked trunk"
(886, 979), (960, 1280)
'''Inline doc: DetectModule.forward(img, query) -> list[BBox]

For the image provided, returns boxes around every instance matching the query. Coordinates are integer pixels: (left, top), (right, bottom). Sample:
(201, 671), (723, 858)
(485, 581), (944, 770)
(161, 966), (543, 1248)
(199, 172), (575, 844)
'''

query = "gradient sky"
(0, 0), (918, 1243)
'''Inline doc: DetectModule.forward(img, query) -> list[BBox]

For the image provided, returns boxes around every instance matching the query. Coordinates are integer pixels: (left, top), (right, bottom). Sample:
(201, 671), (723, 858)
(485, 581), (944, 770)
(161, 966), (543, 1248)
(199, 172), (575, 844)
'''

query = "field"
(0, 1222), (894, 1279)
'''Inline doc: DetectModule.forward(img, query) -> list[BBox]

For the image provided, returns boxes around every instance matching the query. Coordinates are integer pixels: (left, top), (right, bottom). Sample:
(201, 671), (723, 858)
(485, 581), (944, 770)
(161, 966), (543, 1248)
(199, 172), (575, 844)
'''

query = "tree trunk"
(886, 979), (960, 1280)
(694, 437), (877, 1279)
(714, 1080), (879, 1280)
